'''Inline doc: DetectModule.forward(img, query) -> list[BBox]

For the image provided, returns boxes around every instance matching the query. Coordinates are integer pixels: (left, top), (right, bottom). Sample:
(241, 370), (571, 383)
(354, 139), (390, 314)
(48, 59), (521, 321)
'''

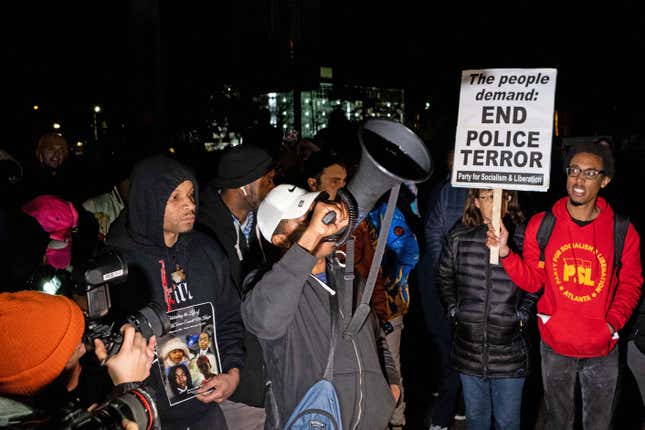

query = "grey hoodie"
(242, 245), (400, 430)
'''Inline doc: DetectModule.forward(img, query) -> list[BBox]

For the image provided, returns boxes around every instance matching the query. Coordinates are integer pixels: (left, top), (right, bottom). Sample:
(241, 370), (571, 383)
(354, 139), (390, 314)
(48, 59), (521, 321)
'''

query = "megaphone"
(327, 119), (432, 244)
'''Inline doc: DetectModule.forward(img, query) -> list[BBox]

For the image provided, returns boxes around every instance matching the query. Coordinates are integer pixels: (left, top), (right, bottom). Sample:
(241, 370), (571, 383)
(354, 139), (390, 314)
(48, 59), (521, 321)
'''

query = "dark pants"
(165, 404), (228, 430)
(418, 260), (461, 427)
(541, 341), (619, 430)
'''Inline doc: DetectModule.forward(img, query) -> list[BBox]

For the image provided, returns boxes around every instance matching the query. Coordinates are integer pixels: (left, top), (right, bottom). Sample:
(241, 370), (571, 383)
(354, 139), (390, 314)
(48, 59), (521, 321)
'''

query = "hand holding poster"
(452, 68), (557, 262)
(452, 68), (557, 192)
(158, 303), (222, 405)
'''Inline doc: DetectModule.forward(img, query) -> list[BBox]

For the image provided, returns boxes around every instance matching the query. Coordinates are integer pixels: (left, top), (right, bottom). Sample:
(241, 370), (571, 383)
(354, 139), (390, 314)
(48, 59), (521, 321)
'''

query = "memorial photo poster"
(157, 302), (222, 405)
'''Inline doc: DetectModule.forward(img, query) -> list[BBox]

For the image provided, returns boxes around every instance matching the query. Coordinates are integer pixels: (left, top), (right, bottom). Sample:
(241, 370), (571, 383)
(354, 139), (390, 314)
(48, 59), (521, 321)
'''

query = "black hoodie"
(106, 155), (244, 428)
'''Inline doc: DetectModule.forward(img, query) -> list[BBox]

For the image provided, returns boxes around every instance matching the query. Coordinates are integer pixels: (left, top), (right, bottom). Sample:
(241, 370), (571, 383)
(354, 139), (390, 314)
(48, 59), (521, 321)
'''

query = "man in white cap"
(241, 184), (401, 430)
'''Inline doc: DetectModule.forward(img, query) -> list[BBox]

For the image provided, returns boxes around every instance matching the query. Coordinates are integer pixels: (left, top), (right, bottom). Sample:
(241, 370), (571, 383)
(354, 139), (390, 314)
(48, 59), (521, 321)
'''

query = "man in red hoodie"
(487, 141), (643, 429)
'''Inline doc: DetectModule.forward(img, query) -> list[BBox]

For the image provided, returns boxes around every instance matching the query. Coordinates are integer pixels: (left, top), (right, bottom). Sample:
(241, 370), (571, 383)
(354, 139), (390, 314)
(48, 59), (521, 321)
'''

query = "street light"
(52, 123), (61, 129)
(33, 105), (39, 111)
(92, 106), (101, 141)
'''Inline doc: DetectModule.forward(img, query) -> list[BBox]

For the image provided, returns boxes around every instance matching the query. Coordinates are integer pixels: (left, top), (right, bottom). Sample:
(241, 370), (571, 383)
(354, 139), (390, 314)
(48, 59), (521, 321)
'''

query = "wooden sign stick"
(489, 188), (503, 265)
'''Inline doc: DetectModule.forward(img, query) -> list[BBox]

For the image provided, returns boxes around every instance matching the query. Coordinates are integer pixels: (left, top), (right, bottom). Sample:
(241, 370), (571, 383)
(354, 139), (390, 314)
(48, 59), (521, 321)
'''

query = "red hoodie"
(502, 197), (643, 357)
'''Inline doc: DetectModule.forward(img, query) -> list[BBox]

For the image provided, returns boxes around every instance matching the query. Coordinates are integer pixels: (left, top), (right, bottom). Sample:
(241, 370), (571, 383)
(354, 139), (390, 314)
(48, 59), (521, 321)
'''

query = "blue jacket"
(366, 201), (419, 319)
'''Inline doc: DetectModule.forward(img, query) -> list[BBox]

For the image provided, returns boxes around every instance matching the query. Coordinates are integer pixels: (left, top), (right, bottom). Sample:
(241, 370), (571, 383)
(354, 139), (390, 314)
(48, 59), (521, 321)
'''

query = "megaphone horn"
(324, 119), (432, 245)
(348, 119), (432, 219)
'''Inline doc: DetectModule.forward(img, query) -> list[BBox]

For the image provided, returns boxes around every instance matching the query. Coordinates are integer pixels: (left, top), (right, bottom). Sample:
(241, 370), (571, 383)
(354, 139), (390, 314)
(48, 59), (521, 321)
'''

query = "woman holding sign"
(438, 188), (538, 430)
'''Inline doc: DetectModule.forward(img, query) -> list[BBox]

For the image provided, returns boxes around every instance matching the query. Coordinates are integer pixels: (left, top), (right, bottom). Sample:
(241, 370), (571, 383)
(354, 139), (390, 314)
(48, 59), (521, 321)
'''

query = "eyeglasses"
(477, 193), (512, 202)
(565, 167), (605, 179)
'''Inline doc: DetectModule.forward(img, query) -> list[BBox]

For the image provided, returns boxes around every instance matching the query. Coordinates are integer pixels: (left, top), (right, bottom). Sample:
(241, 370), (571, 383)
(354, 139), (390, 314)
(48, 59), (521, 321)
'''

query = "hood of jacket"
(551, 195), (613, 225)
(125, 154), (198, 249)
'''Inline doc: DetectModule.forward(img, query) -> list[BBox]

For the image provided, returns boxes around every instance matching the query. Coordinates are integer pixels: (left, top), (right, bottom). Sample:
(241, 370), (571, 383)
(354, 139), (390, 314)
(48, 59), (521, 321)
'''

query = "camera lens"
(129, 302), (171, 341)
(84, 302), (170, 358)
(104, 388), (158, 430)
(63, 386), (159, 430)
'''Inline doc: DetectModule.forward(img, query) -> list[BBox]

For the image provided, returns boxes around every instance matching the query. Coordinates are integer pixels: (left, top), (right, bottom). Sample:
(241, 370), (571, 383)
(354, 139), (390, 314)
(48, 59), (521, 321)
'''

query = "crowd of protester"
(1, 112), (645, 430)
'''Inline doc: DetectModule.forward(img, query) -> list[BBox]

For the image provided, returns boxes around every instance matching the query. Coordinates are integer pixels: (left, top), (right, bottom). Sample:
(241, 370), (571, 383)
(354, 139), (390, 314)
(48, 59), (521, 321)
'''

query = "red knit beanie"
(0, 291), (85, 396)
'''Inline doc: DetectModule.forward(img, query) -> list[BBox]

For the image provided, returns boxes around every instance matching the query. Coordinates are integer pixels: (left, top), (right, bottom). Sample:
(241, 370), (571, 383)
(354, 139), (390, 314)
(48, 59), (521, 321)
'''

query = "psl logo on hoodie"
(552, 242), (609, 303)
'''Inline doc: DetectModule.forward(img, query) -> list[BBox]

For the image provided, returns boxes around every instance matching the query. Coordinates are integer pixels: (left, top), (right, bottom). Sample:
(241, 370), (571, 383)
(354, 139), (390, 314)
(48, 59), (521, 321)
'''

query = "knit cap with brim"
(0, 291), (85, 396)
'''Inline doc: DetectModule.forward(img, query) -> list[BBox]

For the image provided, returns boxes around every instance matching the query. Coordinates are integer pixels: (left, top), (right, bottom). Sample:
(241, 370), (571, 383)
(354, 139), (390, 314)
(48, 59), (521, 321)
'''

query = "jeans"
(459, 373), (524, 430)
(541, 341), (619, 430)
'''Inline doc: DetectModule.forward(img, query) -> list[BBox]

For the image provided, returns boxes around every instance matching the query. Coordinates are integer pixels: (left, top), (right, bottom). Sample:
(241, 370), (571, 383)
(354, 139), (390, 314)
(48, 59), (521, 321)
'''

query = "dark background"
(5, 0), (645, 157)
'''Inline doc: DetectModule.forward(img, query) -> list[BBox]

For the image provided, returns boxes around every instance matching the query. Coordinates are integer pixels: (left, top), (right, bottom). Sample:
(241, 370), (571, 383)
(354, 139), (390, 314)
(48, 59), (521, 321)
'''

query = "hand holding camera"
(93, 323), (156, 385)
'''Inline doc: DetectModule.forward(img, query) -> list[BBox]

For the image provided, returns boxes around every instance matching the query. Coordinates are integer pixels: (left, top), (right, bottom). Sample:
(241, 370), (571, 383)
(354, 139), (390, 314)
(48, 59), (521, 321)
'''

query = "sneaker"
(454, 413), (466, 421)
(429, 425), (448, 430)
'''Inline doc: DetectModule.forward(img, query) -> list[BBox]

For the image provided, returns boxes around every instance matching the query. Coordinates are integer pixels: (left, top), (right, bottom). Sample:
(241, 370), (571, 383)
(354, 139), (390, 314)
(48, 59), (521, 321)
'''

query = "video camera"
(72, 251), (171, 357)
(1, 385), (159, 430)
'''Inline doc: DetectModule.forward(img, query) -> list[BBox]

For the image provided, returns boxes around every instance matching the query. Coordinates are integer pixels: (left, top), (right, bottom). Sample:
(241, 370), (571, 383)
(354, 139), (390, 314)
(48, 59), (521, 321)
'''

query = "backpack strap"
(536, 210), (556, 269)
(323, 286), (339, 381)
(613, 212), (630, 282)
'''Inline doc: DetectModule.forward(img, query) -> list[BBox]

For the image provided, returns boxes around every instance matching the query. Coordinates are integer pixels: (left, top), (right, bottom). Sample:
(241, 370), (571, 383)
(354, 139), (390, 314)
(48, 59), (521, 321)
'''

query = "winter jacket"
(241, 245), (400, 430)
(424, 175), (468, 267)
(502, 197), (643, 358)
(197, 183), (266, 294)
(106, 155), (244, 428)
(196, 184), (267, 407)
(366, 202), (419, 320)
(439, 222), (538, 378)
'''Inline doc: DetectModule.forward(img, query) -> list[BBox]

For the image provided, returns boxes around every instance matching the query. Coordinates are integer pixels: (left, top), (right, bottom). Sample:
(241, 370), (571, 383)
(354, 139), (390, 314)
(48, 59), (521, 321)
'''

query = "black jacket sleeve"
(438, 226), (459, 318)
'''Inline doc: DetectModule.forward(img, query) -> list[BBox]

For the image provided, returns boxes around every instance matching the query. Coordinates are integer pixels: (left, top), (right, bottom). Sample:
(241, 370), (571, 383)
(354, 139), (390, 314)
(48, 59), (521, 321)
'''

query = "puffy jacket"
(366, 201), (419, 319)
(438, 222), (539, 378)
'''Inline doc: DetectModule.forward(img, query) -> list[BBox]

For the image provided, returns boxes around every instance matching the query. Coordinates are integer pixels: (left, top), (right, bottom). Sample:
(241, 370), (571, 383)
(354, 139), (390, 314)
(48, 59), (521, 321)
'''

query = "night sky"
(5, 1), (645, 153)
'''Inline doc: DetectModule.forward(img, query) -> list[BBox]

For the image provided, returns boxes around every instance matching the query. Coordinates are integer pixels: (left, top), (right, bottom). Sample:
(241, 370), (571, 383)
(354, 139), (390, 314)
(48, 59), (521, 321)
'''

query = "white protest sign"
(451, 68), (557, 192)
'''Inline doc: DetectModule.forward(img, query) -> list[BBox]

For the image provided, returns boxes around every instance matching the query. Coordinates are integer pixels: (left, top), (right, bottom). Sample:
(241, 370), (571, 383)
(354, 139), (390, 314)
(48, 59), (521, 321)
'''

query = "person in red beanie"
(0, 290), (156, 425)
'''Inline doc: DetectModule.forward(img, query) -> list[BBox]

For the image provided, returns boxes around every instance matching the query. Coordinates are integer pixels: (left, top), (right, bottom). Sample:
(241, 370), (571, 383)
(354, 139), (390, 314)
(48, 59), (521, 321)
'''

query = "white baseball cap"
(257, 184), (321, 241)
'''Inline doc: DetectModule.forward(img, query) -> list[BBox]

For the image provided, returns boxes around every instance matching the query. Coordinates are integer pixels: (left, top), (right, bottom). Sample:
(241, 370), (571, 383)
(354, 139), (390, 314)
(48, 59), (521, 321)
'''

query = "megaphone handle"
(322, 211), (336, 225)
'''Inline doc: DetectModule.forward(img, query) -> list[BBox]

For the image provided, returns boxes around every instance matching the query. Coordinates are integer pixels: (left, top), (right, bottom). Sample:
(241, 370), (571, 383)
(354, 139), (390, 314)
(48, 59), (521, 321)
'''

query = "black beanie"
(211, 144), (274, 188)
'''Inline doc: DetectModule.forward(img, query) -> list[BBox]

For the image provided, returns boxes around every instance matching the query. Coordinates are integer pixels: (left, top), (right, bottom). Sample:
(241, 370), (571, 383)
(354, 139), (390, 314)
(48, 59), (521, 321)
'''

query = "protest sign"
(452, 68), (557, 191)
(452, 68), (557, 262)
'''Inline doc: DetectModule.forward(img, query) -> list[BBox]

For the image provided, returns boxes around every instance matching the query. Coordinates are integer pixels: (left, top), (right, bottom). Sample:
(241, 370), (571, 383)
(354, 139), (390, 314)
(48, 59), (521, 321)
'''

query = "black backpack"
(536, 210), (630, 279)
